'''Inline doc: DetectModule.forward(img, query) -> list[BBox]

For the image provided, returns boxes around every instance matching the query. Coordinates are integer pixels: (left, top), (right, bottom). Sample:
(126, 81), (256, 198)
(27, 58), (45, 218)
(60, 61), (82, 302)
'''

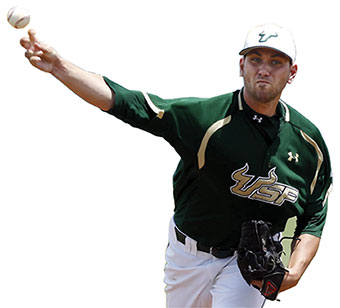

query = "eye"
(271, 59), (282, 65)
(251, 57), (261, 64)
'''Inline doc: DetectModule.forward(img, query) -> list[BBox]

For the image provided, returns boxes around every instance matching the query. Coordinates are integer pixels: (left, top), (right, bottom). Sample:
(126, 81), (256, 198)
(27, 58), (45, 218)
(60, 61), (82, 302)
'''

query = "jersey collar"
(237, 88), (290, 122)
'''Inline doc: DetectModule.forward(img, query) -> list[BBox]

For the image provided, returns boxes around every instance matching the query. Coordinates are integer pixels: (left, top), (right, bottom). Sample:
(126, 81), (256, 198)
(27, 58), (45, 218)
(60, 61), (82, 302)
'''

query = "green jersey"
(103, 77), (332, 249)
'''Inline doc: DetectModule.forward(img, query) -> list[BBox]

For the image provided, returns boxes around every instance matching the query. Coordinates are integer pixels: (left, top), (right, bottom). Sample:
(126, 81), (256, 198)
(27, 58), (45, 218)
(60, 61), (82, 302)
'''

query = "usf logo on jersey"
(230, 163), (299, 206)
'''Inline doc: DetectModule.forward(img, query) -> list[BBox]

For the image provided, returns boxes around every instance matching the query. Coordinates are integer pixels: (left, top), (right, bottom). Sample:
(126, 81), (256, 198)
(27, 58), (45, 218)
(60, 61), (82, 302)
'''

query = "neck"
(243, 88), (281, 117)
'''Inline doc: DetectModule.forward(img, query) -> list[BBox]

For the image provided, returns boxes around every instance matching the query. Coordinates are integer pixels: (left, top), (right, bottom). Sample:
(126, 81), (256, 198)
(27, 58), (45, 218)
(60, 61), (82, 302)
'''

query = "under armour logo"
(253, 115), (263, 123)
(259, 31), (278, 43)
(288, 152), (299, 163)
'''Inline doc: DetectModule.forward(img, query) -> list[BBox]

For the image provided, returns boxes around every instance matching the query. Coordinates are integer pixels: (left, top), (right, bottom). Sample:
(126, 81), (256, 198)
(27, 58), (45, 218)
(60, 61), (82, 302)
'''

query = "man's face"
(240, 48), (297, 104)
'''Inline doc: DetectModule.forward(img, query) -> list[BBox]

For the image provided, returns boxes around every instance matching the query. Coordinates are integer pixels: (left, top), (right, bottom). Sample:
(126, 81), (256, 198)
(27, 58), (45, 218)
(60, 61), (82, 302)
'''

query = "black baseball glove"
(236, 220), (288, 300)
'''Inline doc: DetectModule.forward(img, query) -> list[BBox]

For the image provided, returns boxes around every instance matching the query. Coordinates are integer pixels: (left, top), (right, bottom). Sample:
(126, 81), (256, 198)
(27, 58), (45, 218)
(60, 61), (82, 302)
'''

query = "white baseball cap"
(239, 24), (296, 63)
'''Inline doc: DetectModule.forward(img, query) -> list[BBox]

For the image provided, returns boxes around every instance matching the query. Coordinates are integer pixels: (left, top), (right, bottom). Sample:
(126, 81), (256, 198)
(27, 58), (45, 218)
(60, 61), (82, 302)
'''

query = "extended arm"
(280, 233), (320, 291)
(20, 29), (114, 111)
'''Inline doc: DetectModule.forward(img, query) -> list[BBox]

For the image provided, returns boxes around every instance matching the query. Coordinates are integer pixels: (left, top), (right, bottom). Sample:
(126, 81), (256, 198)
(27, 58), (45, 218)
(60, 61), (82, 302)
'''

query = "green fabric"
(103, 77), (332, 249)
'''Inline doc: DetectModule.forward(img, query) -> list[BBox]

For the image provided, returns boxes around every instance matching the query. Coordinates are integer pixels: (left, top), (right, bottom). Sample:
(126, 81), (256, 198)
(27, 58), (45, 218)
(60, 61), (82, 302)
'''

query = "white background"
(1, 0), (338, 307)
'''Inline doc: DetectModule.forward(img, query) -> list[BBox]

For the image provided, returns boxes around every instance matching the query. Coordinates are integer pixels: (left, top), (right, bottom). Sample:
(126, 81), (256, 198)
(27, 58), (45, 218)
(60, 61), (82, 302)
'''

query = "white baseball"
(7, 6), (30, 29)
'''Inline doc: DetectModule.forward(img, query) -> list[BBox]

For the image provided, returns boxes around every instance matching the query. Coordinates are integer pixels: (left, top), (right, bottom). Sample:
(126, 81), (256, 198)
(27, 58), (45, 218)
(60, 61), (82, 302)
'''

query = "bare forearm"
(280, 234), (320, 292)
(51, 58), (115, 111)
(21, 29), (115, 111)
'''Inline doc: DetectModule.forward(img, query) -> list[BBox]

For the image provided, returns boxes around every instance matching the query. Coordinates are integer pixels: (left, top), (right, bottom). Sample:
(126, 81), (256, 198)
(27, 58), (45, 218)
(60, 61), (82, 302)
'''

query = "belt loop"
(185, 236), (198, 256)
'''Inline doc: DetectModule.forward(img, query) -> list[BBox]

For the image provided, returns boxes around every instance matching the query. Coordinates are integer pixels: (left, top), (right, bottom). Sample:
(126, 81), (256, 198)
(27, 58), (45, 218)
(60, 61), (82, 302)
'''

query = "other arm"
(251, 234), (320, 293)
(20, 29), (114, 111)
(280, 233), (320, 292)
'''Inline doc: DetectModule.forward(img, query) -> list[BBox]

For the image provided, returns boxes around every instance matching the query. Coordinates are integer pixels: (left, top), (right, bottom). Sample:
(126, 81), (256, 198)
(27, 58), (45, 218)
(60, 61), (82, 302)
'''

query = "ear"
(239, 57), (245, 77)
(287, 64), (298, 84)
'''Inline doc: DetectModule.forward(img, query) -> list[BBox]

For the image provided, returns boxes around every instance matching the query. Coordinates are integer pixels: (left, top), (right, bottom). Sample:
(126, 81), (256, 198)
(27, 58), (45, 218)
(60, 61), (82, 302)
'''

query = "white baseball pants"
(164, 218), (266, 308)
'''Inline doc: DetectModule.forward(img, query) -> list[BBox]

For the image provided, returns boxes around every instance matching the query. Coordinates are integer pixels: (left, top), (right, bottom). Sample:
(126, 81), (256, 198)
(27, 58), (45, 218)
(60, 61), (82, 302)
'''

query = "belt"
(174, 227), (234, 259)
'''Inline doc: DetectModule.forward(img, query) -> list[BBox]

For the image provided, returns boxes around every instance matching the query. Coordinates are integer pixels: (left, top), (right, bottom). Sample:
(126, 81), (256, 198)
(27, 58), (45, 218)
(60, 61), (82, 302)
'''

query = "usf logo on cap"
(258, 31), (278, 43)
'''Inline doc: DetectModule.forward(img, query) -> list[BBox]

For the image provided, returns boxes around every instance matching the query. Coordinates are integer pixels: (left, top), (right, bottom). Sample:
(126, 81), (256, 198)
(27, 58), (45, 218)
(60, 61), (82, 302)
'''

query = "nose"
(257, 63), (271, 77)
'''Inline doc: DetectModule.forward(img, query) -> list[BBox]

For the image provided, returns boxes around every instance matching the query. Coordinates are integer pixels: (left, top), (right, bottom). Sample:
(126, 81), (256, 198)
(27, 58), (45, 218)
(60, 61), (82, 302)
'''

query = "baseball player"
(20, 23), (332, 307)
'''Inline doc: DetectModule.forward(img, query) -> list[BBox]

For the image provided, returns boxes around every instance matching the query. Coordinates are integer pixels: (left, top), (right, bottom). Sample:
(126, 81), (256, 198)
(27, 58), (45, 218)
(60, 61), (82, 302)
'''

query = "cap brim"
(239, 46), (293, 63)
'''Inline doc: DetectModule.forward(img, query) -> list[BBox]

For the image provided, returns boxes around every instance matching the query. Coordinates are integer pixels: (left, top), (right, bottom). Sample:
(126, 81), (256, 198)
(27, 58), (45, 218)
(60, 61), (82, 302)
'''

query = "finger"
(28, 29), (44, 49)
(28, 29), (37, 42)
(34, 41), (49, 53)
(29, 56), (51, 73)
(27, 32), (52, 55)
(20, 30), (38, 51)
(25, 50), (34, 58)
(20, 37), (31, 50)
(25, 49), (43, 59)
(29, 56), (44, 69)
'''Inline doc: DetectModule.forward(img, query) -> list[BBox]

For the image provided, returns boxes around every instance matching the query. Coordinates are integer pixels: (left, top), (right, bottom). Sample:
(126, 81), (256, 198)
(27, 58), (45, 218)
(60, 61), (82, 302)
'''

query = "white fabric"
(239, 23), (296, 63)
(164, 218), (266, 308)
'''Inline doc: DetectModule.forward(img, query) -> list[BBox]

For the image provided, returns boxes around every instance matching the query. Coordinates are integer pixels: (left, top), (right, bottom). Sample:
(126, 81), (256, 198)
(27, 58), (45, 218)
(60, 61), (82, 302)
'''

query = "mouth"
(256, 80), (271, 85)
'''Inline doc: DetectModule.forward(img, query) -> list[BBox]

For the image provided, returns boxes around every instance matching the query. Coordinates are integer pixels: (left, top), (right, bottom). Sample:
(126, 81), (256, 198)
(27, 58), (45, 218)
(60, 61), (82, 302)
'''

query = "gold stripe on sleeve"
(197, 116), (232, 169)
(300, 130), (324, 195)
(142, 91), (164, 119)
(323, 183), (333, 207)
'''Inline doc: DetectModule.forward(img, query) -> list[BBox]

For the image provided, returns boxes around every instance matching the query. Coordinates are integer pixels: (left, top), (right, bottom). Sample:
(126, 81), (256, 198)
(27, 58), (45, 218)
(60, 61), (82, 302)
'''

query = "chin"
(255, 91), (277, 103)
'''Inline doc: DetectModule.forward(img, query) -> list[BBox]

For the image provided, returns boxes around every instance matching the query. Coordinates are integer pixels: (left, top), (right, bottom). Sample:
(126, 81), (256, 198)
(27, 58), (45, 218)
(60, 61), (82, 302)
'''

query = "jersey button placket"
(262, 151), (273, 172)
(263, 137), (280, 172)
